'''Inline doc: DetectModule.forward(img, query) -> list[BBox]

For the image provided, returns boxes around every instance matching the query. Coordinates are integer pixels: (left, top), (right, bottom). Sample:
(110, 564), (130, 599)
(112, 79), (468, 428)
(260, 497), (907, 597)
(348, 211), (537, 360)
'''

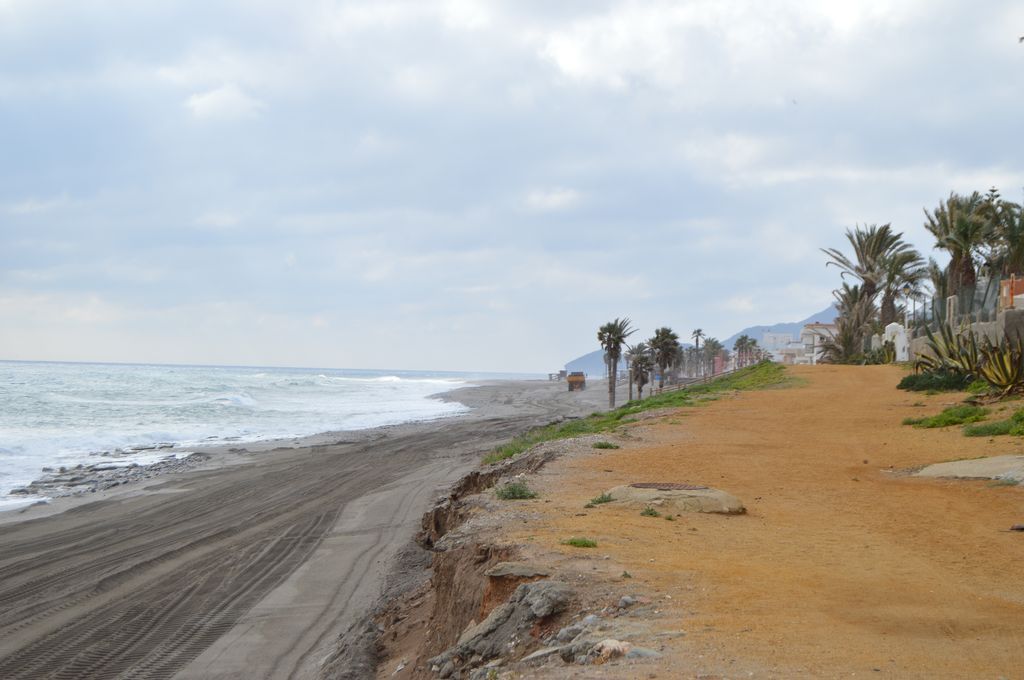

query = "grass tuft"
(484, 362), (790, 464)
(963, 409), (1024, 437)
(589, 492), (614, 505)
(593, 441), (620, 449)
(562, 537), (598, 548)
(903, 404), (988, 428)
(640, 506), (661, 517)
(495, 480), (538, 500)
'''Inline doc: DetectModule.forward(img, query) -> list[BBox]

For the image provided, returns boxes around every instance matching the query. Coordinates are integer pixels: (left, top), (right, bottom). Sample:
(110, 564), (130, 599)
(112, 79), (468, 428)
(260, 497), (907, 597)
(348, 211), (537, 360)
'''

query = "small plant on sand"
(495, 481), (538, 500)
(589, 492), (614, 505)
(621, 570), (632, 578)
(897, 371), (972, 393)
(640, 506), (661, 517)
(563, 537), (598, 548)
(593, 441), (620, 449)
(664, 514), (675, 521)
(902, 404), (988, 428)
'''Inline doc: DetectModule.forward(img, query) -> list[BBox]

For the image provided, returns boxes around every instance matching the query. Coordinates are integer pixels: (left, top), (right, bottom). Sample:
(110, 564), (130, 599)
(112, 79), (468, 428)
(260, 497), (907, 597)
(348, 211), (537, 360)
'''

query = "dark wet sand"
(0, 378), (614, 679)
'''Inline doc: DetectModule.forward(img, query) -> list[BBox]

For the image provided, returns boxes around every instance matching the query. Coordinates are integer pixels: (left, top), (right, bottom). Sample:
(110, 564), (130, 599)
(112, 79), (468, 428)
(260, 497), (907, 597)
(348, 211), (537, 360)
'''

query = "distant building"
(776, 322), (837, 365)
(761, 331), (793, 351)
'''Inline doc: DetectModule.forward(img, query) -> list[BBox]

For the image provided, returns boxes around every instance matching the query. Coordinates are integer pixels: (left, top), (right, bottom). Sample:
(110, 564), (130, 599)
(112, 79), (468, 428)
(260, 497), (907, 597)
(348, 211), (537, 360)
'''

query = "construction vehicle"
(567, 372), (586, 391)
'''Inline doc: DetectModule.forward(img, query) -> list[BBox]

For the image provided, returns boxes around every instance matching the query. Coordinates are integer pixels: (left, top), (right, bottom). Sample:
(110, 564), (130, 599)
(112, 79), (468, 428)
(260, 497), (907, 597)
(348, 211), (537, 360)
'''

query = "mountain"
(721, 304), (838, 350)
(563, 304), (838, 371)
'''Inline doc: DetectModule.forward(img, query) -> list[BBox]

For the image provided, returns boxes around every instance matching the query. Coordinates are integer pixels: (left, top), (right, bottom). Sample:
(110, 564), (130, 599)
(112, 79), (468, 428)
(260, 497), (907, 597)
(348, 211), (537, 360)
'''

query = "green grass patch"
(897, 371), (972, 392)
(495, 481), (538, 500)
(562, 537), (597, 548)
(963, 409), (1024, 437)
(484, 362), (791, 464)
(664, 514), (675, 521)
(902, 404), (988, 428)
(593, 441), (620, 449)
(640, 506), (661, 517)
(589, 492), (614, 505)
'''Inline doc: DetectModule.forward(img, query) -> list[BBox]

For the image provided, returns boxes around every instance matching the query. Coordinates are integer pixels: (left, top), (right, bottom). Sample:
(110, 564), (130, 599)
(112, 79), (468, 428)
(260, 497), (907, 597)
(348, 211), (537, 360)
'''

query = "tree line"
(820, 187), (1024, 364)
(595, 319), (765, 407)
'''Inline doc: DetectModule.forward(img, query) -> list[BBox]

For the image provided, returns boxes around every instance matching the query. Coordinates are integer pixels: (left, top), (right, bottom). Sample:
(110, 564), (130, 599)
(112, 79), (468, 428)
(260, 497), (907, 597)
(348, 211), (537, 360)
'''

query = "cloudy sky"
(1, 1), (1022, 372)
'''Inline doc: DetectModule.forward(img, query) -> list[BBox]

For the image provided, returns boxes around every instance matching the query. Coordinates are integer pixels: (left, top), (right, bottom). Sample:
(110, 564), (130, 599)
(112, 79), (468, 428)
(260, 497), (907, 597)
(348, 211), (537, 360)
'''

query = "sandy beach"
(0, 378), (613, 679)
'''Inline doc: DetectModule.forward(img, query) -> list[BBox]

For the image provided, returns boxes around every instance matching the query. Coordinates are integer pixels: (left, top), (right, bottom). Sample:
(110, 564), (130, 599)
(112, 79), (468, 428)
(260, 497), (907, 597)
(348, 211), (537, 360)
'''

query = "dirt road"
(494, 365), (1024, 677)
(0, 379), (612, 679)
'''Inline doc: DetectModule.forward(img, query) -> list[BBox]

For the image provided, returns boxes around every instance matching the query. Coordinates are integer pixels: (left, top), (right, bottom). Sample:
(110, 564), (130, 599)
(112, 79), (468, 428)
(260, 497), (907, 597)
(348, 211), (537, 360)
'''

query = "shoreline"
(0, 378), (565, 523)
(0, 377), (615, 678)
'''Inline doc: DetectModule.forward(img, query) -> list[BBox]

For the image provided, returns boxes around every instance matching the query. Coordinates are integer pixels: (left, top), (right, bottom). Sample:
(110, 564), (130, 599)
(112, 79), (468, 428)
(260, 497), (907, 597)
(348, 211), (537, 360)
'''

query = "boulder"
(605, 482), (745, 514)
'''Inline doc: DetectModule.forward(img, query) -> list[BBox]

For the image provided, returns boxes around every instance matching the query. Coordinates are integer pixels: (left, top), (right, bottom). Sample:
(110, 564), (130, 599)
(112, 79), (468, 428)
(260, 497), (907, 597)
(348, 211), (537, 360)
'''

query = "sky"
(1, 0), (1022, 373)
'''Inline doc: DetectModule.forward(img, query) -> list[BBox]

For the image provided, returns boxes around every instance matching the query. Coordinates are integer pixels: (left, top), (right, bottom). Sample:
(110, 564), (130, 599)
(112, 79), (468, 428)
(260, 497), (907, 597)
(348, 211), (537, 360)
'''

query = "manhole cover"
(630, 482), (708, 491)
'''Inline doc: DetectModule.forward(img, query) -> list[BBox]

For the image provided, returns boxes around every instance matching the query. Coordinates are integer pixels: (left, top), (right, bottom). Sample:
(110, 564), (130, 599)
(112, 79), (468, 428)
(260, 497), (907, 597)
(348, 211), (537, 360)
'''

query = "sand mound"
(914, 454), (1024, 482)
(605, 482), (745, 514)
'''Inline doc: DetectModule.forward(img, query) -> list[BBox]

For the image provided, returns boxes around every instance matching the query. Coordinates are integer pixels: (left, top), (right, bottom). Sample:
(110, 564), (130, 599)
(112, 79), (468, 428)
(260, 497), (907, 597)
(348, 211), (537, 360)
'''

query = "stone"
(626, 647), (662, 659)
(618, 596), (637, 608)
(428, 581), (573, 675)
(556, 624), (583, 642)
(581, 614), (601, 626)
(484, 562), (550, 579)
(605, 483), (745, 514)
(591, 639), (631, 660)
(522, 647), (561, 663)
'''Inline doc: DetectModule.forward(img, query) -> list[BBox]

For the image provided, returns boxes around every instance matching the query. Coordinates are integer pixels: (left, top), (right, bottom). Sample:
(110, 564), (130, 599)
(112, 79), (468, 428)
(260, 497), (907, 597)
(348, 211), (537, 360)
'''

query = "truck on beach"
(567, 372), (586, 391)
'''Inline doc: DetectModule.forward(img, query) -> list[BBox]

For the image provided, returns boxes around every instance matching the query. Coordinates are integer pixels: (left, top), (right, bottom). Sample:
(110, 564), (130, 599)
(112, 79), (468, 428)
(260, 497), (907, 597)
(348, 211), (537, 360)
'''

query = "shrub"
(897, 371), (972, 392)
(563, 537), (597, 548)
(495, 481), (538, 500)
(593, 441), (620, 449)
(903, 404), (988, 428)
(640, 506), (661, 517)
(589, 492), (614, 505)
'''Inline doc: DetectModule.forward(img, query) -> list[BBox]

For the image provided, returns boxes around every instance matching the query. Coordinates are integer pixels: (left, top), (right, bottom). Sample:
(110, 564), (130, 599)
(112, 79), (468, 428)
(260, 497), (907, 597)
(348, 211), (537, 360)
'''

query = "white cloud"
(195, 211), (241, 228)
(185, 84), (263, 120)
(7, 193), (68, 214)
(723, 295), (755, 313)
(524, 187), (581, 212)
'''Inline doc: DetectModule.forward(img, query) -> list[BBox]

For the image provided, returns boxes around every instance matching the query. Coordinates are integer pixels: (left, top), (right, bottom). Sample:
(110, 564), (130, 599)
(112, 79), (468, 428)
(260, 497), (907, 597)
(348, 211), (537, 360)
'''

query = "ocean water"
(0, 361), (528, 508)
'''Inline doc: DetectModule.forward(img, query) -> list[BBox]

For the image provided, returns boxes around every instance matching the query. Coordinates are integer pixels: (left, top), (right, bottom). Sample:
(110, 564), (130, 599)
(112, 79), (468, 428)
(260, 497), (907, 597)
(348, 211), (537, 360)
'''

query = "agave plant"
(978, 335), (1024, 396)
(913, 322), (981, 377)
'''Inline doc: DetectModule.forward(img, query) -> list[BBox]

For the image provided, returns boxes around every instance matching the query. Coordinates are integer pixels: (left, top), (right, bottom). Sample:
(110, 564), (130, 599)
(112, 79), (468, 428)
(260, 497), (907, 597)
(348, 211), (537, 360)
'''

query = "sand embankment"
(0, 378), (615, 679)
(382, 365), (1024, 678)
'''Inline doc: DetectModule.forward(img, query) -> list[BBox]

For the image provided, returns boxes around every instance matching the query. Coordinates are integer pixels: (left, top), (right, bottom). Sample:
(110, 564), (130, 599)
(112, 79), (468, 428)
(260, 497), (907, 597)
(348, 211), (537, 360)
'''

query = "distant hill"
(721, 304), (838, 350)
(563, 304), (837, 372)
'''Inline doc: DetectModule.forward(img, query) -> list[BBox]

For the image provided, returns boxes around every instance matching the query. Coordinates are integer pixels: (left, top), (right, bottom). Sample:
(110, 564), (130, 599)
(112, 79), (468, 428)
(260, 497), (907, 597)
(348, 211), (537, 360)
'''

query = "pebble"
(618, 595), (637, 608)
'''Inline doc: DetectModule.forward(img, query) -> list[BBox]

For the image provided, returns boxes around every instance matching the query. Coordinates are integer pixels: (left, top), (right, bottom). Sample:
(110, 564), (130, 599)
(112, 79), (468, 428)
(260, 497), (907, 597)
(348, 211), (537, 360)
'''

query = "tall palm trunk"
(880, 292), (898, 326)
(607, 357), (616, 408)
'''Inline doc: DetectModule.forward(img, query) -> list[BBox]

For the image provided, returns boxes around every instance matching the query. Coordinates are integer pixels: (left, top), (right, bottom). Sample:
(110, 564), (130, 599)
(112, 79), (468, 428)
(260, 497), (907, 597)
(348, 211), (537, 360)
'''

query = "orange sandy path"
(511, 365), (1024, 678)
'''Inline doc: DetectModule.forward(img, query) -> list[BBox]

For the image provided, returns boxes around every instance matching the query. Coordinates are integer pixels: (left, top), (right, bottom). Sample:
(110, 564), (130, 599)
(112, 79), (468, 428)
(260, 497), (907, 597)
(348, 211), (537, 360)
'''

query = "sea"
(0, 360), (535, 509)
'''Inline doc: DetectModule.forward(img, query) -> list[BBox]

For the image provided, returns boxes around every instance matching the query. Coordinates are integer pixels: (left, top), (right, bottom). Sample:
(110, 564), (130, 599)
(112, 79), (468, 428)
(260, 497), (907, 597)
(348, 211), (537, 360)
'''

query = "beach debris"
(1010, 524), (1024, 532)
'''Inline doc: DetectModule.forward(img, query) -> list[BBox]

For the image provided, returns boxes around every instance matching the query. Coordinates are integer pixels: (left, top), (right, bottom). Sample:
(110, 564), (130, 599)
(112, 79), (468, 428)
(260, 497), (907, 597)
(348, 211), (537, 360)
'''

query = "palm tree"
(924, 192), (987, 296)
(821, 223), (917, 302)
(691, 328), (705, 376)
(597, 318), (635, 408)
(703, 337), (723, 375)
(629, 343), (653, 399)
(649, 327), (680, 391)
(733, 334), (755, 367)
(980, 188), (1024, 277)
(878, 249), (925, 326)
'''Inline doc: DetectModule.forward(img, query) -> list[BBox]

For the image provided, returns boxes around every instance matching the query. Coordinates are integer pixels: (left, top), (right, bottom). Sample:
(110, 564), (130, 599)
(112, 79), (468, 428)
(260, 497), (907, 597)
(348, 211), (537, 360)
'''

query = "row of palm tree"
(596, 320), (749, 407)
(820, 187), (1024, 363)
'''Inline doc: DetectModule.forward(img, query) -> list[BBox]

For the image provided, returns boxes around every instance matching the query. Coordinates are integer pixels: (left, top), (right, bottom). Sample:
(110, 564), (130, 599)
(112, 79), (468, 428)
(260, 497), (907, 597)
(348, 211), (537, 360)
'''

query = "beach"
(376, 365), (1024, 678)
(0, 378), (613, 679)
